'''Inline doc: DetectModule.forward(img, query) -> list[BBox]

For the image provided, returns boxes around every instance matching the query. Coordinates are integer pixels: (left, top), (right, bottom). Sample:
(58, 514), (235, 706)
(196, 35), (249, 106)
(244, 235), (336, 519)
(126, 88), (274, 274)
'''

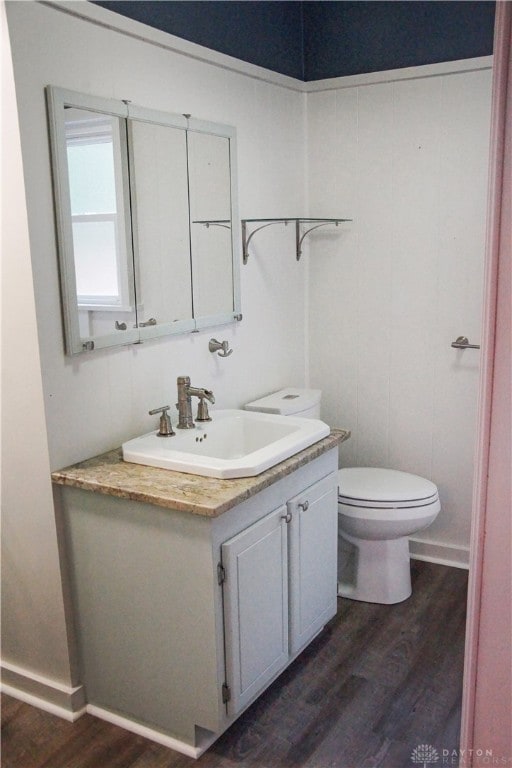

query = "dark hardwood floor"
(1, 561), (468, 768)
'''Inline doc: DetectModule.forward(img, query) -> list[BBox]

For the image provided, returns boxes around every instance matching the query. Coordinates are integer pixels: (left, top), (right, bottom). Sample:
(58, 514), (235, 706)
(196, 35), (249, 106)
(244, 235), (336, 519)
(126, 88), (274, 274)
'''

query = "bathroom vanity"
(52, 430), (349, 756)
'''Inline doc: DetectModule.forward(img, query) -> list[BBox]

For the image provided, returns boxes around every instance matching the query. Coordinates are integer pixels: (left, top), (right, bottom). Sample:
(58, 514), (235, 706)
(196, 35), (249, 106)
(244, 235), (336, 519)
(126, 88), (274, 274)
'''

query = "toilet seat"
(338, 467), (439, 509)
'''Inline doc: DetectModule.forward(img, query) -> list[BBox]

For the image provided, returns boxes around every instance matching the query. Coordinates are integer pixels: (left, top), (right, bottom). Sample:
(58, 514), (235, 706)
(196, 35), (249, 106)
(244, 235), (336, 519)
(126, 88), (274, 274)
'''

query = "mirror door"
(47, 89), (139, 353)
(188, 130), (235, 321)
(128, 115), (194, 339)
(47, 87), (241, 355)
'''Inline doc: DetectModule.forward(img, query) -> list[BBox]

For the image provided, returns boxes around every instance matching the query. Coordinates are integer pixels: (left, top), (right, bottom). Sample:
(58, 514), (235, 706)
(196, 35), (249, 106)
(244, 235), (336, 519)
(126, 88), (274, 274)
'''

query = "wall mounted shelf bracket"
(193, 220), (232, 230)
(241, 218), (351, 263)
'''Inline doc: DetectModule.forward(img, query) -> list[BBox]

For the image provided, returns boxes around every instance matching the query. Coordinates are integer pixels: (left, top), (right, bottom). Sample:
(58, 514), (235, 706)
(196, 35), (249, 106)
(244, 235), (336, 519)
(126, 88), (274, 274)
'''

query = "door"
(221, 505), (289, 715)
(288, 473), (338, 654)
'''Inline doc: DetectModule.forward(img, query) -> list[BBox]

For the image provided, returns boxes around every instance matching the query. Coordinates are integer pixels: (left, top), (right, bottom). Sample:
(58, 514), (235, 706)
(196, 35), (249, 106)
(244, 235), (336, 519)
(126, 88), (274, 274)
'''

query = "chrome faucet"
(176, 376), (215, 429)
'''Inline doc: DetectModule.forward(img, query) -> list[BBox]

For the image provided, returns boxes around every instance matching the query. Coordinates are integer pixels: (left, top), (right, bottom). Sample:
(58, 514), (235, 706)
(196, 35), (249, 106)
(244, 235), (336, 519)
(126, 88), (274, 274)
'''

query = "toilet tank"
(244, 388), (321, 419)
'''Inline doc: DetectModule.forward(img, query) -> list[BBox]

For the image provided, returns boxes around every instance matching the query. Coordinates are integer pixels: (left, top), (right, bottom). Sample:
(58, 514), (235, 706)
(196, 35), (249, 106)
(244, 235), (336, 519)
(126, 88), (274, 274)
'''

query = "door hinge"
(222, 682), (231, 704)
(217, 562), (226, 585)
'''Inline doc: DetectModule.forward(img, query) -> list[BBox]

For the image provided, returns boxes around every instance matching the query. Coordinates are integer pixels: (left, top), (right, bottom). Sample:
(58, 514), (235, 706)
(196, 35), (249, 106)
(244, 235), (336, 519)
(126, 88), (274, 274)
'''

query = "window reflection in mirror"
(129, 120), (193, 327)
(64, 108), (136, 340)
(188, 132), (234, 318)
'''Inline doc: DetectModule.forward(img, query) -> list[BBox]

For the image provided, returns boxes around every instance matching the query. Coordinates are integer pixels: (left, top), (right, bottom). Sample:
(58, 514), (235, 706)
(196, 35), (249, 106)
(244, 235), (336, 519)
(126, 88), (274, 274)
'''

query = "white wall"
(1, 0), (76, 702)
(307, 68), (492, 561)
(6, 0), (307, 472)
(3, 0), (306, 703)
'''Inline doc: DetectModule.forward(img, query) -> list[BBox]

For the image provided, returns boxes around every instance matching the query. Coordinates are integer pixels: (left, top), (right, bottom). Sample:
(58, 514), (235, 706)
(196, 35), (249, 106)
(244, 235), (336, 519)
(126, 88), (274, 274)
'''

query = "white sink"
(122, 409), (330, 479)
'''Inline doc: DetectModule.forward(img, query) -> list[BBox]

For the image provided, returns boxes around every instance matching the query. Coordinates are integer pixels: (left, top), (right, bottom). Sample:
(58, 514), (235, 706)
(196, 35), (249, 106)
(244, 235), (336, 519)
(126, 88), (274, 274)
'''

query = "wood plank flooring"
(1, 561), (468, 768)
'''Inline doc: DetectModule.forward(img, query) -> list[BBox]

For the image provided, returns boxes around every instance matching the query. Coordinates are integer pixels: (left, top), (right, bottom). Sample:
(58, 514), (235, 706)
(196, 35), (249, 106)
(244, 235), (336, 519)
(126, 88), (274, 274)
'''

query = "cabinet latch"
(222, 683), (231, 704)
(217, 562), (226, 585)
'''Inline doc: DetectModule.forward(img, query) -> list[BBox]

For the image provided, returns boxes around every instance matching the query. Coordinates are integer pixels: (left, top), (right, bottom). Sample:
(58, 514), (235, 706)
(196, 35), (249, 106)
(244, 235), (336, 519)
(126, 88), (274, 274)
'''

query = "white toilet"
(337, 467), (440, 604)
(245, 388), (441, 605)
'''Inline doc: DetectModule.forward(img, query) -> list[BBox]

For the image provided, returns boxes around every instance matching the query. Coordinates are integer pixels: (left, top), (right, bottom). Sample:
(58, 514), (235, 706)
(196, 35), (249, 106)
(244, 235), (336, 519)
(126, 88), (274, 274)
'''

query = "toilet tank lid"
(338, 467), (438, 503)
(244, 388), (321, 416)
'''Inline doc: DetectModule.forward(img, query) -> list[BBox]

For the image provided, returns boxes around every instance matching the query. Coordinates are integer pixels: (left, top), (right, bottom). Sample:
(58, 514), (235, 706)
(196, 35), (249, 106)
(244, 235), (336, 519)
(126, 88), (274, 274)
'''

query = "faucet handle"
(196, 396), (212, 422)
(149, 405), (175, 437)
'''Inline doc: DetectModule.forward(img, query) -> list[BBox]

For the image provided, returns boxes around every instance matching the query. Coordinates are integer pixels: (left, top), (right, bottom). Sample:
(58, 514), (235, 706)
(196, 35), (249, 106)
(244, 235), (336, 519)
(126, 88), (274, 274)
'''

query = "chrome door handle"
(298, 501), (309, 511)
(281, 512), (292, 524)
(451, 336), (480, 350)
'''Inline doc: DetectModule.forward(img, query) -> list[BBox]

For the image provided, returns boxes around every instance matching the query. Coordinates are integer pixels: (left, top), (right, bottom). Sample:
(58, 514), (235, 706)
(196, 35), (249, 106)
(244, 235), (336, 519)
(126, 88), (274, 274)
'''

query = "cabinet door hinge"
(217, 562), (226, 585)
(222, 682), (231, 704)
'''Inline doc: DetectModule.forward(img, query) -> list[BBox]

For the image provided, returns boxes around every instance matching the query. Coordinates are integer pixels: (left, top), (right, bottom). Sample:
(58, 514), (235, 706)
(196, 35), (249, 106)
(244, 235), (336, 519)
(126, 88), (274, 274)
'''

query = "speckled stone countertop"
(52, 429), (350, 517)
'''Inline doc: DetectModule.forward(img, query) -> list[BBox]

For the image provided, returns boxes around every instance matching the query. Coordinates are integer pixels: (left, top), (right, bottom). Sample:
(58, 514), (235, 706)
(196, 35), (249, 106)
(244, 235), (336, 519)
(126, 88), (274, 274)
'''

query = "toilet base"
(337, 532), (412, 604)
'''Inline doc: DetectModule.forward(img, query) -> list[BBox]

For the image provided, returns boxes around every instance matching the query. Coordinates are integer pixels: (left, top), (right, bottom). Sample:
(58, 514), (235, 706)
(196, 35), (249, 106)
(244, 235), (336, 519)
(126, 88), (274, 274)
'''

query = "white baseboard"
(86, 704), (217, 758)
(1, 660), (86, 721)
(409, 537), (470, 569)
(1, 660), (216, 757)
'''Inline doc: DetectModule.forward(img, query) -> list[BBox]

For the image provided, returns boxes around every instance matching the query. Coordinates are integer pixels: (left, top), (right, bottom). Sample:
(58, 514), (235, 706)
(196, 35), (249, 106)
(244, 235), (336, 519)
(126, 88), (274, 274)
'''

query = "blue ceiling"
(93, 1), (495, 82)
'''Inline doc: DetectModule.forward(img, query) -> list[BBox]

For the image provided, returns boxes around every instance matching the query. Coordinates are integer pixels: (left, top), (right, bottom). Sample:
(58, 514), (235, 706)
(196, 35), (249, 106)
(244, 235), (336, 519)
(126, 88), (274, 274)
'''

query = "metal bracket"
(193, 219), (231, 230)
(241, 220), (289, 264)
(296, 220), (342, 260)
(217, 562), (226, 585)
(222, 683), (231, 703)
(241, 217), (351, 263)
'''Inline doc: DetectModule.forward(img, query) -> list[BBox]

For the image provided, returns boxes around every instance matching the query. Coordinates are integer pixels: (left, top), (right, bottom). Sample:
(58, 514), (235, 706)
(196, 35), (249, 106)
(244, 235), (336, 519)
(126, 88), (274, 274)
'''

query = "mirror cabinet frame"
(46, 86), (241, 355)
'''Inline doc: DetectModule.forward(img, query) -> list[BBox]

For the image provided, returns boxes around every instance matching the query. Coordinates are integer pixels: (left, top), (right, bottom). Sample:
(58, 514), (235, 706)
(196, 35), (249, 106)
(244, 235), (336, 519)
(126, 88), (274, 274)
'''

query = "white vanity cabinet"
(56, 445), (340, 756)
(222, 473), (338, 716)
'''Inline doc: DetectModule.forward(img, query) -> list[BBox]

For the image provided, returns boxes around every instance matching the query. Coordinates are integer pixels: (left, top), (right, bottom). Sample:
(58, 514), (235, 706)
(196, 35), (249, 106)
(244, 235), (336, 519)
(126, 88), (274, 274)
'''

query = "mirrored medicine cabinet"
(46, 86), (241, 355)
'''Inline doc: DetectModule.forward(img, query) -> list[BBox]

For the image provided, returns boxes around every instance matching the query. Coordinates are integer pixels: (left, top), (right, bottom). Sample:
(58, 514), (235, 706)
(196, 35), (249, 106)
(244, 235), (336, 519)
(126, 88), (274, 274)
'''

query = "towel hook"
(209, 338), (233, 358)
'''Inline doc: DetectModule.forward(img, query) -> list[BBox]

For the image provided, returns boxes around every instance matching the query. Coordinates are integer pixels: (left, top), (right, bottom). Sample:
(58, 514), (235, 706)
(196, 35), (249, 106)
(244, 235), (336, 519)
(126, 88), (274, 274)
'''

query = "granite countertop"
(52, 429), (350, 517)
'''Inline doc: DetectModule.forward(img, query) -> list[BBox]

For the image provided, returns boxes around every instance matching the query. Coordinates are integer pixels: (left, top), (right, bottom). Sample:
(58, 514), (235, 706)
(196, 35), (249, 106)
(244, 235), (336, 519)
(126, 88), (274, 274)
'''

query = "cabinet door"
(222, 505), (289, 716)
(288, 472), (338, 654)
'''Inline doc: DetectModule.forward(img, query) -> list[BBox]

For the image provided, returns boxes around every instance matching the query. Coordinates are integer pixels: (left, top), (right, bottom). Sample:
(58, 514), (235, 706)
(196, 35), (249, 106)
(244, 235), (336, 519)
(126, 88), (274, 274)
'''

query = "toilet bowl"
(245, 389), (441, 605)
(337, 467), (440, 604)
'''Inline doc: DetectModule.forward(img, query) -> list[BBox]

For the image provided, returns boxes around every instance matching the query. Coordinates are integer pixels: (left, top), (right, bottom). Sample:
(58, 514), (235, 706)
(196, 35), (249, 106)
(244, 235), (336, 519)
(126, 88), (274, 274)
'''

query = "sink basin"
(122, 409), (330, 479)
